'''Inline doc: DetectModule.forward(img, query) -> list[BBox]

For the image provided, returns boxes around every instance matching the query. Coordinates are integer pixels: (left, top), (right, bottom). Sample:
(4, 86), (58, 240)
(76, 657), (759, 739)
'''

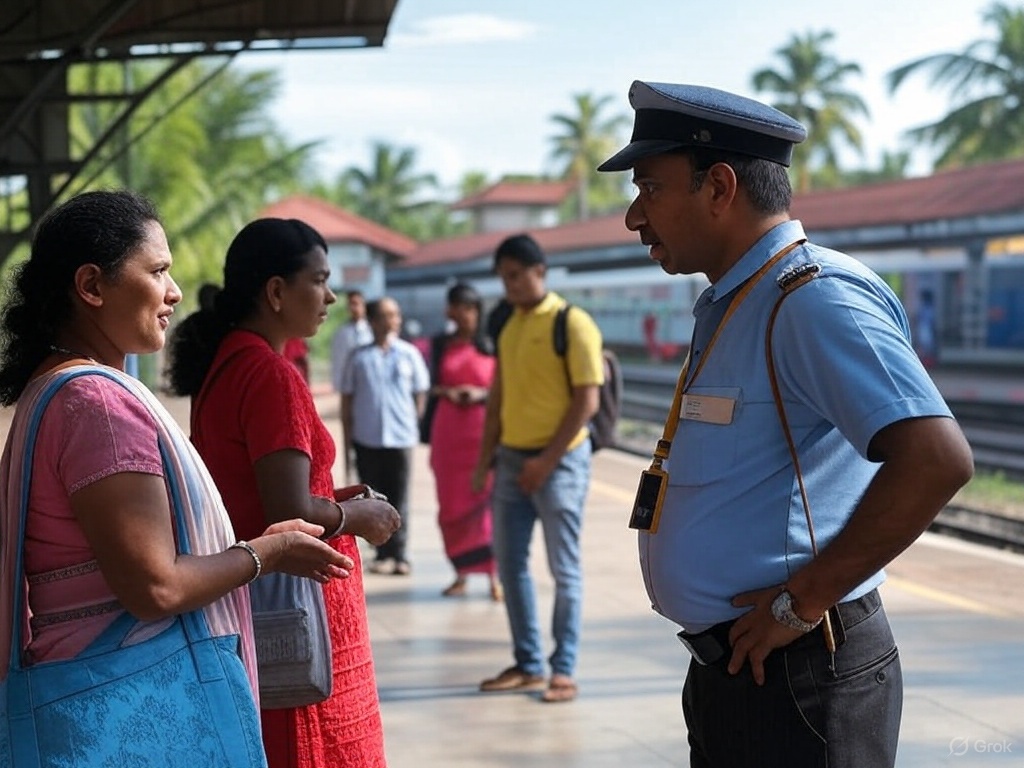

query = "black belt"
(676, 588), (882, 666)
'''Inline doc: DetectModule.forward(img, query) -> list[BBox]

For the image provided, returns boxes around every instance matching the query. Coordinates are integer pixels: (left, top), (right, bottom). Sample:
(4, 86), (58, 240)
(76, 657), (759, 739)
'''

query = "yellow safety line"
(883, 576), (1015, 617)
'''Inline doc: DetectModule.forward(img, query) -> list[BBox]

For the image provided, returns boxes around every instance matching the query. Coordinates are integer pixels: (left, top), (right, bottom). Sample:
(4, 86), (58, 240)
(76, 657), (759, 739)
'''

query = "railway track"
(616, 365), (1024, 554)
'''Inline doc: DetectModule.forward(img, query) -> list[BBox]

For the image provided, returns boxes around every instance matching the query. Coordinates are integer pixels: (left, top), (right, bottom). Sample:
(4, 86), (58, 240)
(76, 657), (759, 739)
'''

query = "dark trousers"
(682, 589), (902, 768)
(353, 442), (411, 562)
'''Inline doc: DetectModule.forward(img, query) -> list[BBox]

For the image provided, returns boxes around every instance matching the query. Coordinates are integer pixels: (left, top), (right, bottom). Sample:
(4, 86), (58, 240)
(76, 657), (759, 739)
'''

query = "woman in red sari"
(166, 218), (400, 768)
(427, 283), (500, 600)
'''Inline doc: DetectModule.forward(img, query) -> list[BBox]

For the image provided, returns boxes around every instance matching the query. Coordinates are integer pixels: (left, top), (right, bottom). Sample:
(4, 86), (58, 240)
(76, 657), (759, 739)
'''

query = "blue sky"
(238, 0), (995, 192)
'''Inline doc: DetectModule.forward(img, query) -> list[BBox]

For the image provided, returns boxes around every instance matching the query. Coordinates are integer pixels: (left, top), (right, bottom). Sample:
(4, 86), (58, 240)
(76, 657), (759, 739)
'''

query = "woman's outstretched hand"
(256, 519), (355, 582)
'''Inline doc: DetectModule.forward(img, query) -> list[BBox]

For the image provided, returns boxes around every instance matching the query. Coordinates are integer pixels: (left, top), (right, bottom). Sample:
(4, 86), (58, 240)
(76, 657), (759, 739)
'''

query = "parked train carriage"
(548, 266), (705, 361)
(389, 265), (706, 363)
(388, 244), (1024, 369)
(856, 249), (969, 365)
(984, 259), (1024, 349)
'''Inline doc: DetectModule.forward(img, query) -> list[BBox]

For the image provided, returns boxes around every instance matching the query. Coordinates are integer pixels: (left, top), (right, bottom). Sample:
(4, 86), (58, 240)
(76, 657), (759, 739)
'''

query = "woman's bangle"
(323, 499), (346, 539)
(229, 540), (262, 584)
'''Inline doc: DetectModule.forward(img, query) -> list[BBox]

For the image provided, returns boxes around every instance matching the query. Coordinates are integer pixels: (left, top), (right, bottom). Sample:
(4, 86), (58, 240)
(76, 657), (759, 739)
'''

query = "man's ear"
(72, 264), (105, 307)
(704, 162), (738, 214)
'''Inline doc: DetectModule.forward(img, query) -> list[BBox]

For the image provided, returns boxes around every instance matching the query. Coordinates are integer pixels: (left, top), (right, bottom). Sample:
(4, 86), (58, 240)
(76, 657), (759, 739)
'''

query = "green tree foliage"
(752, 30), (869, 192)
(458, 170), (490, 199)
(548, 92), (630, 220)
(332, 142), (441, 238)
(67, 58), (318, 297)
(887, 1), (1024, 168)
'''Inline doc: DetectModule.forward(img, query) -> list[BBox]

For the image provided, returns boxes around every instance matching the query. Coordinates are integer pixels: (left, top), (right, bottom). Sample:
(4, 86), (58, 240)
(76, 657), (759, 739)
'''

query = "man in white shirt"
(341, 296), (430, 574)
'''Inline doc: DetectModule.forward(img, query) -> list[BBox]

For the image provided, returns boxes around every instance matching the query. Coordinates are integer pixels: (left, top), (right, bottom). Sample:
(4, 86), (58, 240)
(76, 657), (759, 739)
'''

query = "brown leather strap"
(764, 263), (838, 652)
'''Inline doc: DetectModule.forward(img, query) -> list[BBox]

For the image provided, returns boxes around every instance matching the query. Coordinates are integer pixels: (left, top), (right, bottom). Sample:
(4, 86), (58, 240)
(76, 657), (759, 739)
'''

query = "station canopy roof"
(0, 0), (399, 62)
(0, 0), (400, 265)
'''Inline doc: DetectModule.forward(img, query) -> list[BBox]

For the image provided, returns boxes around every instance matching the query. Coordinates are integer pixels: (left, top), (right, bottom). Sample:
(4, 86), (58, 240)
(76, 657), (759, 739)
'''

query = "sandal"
(489, 582), (504, 602)
(479, 666), (545, 692)
(442, 578), (467, 597)
(540, 675), (578, 703)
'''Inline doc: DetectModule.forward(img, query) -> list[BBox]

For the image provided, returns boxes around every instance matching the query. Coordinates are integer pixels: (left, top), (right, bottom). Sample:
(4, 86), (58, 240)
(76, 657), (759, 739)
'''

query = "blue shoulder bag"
(0, 369), (267, 767)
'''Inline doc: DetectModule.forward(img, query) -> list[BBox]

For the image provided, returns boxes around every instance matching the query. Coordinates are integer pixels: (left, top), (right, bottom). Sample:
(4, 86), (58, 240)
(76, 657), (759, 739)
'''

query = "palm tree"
(752, 30), (869, 192)
(335, 142), (437, 233)
(549, 92), (629, 220)
(887, 2), (1024, 168)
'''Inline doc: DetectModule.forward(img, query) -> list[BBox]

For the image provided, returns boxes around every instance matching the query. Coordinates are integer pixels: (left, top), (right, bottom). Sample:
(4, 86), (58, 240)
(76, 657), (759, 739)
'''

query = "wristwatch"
(770, 589), (822, 633)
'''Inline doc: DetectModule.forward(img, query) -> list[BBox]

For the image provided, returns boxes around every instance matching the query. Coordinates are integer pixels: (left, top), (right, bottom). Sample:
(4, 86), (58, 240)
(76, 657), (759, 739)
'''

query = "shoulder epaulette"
(777, 262), (821, 292)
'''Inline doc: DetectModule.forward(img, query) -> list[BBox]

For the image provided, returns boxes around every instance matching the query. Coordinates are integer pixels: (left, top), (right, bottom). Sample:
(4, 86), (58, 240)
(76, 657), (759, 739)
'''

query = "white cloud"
(390, 14), (538, 47)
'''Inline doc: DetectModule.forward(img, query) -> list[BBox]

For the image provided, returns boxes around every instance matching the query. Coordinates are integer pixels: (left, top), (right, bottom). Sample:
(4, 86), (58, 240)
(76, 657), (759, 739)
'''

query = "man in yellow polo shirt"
(472, 233), (604, 704)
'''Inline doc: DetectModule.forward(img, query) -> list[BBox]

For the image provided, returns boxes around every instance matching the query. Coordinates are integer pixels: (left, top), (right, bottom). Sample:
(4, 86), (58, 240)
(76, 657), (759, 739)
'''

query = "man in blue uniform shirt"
(598, 81), (974, 768)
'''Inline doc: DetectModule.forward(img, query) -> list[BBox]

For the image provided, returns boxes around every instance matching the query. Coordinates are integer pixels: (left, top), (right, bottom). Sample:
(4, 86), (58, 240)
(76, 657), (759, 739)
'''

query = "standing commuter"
(427, 282), (501, 600)
(472, 233), (605, 703)
(342, 296), (430, 575)
(597, 80), (974, 767)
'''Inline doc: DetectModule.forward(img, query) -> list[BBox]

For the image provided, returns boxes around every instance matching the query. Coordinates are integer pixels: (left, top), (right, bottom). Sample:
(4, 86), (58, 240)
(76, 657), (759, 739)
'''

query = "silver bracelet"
(229, 540), (262, 584)
(323, 500), (346, 539)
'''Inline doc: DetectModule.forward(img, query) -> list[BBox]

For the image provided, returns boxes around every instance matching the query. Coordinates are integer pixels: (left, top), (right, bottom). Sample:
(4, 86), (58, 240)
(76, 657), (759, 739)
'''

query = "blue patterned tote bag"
(0, 369), (267, 767)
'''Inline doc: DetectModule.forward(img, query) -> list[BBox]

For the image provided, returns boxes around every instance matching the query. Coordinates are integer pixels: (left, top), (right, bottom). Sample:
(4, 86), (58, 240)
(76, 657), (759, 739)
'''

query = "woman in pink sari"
(428, 283), (501, 600)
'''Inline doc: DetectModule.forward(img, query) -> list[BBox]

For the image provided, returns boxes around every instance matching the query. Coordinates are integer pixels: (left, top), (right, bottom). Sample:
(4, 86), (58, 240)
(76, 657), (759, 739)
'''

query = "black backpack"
(553, 305), (622, 452)
(492, 302), (622, 452)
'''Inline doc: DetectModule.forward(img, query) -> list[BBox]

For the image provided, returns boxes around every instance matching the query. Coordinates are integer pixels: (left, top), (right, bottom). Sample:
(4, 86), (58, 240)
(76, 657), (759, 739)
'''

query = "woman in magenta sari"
(428, 283), (501, 600)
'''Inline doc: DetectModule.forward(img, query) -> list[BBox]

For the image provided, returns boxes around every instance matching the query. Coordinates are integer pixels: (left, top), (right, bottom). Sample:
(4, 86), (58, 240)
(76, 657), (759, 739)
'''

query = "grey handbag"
(250, 572), (333, 709)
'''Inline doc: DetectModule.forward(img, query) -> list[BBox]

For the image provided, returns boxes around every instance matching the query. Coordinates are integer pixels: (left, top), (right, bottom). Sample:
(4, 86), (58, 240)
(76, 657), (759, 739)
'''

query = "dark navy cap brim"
(597, 139), (687, 172)
(598, 81), (806, 172)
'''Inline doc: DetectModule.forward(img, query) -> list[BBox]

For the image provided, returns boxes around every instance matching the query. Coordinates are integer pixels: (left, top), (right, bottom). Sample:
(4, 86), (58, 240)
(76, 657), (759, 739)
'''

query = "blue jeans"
(491, 441), (591, 678)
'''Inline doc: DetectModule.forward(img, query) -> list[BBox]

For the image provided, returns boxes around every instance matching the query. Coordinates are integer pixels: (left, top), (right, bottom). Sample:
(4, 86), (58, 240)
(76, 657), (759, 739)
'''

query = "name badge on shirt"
(680, 394), (736, 425)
